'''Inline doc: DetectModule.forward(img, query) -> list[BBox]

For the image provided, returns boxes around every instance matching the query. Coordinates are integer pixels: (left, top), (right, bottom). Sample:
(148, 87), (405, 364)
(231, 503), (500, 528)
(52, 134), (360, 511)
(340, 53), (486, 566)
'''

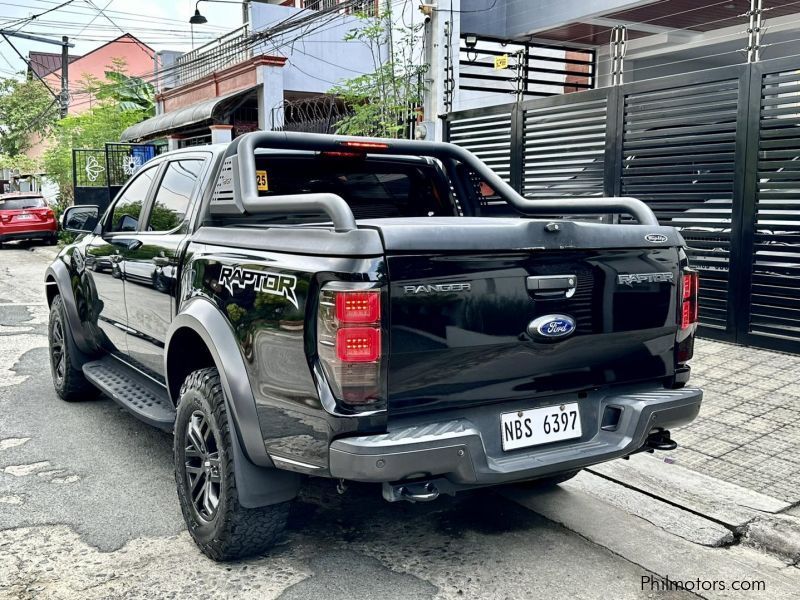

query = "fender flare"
(45, 260), (95, 356)
(166, 298), (301, 507)
(165, 297), (273, 468)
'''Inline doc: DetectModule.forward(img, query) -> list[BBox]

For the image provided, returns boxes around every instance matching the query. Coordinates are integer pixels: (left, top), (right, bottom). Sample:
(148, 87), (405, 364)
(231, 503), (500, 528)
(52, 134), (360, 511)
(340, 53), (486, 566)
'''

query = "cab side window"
(109, 166), (157, 232)
(146, 160), (204, 232)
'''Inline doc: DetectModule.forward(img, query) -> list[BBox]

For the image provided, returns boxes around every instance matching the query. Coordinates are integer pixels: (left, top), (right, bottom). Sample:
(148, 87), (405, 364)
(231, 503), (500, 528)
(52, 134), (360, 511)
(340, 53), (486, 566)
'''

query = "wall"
(249, 2), (381, 103)
(44, 35), (155, 116)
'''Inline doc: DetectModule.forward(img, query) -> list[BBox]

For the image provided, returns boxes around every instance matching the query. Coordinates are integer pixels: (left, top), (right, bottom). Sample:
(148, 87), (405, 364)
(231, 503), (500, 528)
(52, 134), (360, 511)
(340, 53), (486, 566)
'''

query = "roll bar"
(222, 131), (659, 230)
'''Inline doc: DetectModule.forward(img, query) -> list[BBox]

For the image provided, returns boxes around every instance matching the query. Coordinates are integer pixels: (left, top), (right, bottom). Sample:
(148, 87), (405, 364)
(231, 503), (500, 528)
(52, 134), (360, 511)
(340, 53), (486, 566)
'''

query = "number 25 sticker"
(256, 170), (269, 192)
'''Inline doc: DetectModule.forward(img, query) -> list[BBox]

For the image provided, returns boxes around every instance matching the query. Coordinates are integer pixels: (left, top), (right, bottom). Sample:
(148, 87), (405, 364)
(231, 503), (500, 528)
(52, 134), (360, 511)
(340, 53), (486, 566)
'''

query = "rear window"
(241, 156), (456, 223)
(0, 197), (46, 210)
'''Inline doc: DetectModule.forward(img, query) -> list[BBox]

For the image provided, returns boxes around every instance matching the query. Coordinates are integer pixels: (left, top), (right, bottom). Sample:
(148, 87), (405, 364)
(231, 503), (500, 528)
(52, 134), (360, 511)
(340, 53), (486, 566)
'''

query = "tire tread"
(175, 367), (289, 561)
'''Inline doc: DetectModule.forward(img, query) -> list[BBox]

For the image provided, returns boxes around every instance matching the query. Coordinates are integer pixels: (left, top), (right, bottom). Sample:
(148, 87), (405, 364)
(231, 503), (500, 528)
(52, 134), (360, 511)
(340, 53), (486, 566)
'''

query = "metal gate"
(444, 56), (800, 354)
(72, 143), (160, 214)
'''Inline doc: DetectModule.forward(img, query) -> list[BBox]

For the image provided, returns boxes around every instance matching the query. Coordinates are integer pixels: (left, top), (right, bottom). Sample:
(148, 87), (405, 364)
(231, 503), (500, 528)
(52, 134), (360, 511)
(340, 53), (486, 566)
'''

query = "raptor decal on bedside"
(218, 265), (299, 308)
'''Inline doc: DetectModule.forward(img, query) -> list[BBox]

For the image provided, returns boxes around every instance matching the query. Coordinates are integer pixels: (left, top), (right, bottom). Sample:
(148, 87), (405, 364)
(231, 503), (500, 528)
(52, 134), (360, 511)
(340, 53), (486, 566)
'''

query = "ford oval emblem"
(645, 233), (668, 243)
(528, 314), (576, 341)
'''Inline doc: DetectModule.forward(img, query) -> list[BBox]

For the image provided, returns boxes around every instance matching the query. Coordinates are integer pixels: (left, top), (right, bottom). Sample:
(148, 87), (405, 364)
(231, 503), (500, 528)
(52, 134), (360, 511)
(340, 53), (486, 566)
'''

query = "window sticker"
(256, 170), (269, 192)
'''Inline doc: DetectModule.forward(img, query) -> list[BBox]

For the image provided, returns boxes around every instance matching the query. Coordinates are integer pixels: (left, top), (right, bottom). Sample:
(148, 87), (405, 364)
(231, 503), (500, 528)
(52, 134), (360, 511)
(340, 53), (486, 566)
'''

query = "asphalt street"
(0, 242), (798, 599)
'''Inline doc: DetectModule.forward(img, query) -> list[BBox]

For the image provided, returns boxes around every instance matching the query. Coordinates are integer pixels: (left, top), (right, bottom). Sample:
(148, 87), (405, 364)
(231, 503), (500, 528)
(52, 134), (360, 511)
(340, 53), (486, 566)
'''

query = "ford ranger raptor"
(47, 131), (701, 560)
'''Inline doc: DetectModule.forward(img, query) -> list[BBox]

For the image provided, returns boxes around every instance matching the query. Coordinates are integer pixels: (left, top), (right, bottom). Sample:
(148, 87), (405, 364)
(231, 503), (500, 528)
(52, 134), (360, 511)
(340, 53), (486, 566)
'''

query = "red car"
(0, 193), (58, 248)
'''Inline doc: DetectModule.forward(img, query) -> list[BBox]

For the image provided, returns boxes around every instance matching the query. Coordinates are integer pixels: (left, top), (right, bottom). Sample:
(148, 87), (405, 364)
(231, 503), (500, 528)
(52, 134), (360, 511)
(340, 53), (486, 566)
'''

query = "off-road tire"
(48, 295), (97, 402)
(174, 367), (290, 561)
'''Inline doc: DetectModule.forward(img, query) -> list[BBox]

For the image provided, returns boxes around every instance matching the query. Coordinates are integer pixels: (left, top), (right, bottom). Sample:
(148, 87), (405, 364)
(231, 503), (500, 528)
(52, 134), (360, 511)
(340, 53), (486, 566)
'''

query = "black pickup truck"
(48, 131), (702, 560)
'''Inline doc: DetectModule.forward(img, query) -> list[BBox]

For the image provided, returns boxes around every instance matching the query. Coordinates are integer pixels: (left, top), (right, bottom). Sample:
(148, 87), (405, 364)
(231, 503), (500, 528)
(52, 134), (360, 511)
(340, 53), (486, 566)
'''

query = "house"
(121, 0), (386, 147)
(38, 33), (155, 116)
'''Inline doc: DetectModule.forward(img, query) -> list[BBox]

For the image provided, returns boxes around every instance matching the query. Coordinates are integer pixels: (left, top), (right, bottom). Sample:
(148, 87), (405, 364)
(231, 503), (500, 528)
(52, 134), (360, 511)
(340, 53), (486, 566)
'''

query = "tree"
(0, 78), (59, 156)
(100, 71), (156, 116)
(331, 6), (426, 138)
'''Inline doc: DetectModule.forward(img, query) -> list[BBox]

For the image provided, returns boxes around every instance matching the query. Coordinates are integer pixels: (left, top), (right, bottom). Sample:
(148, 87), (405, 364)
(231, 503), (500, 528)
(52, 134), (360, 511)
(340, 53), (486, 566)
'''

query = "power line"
(0, 0), (230, 30)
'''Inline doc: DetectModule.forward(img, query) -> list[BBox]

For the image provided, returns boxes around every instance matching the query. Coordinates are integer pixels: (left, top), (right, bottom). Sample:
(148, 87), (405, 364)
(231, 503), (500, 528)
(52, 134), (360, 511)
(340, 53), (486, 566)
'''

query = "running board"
(82, 357), (175, 431)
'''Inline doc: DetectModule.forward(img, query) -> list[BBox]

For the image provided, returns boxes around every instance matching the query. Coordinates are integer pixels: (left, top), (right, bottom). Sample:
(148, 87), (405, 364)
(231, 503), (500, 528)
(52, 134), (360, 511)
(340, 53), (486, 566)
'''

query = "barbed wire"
(270, 95), (353, 134)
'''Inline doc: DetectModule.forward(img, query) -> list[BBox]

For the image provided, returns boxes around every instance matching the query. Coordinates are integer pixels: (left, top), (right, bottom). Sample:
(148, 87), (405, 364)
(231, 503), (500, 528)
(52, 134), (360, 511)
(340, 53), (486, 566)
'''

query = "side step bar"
(82, 357), (175, 431)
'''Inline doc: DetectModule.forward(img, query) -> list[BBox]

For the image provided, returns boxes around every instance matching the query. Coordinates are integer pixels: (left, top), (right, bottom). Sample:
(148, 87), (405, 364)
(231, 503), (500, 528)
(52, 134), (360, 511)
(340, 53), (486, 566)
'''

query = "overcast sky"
(0, 0), (246, 78)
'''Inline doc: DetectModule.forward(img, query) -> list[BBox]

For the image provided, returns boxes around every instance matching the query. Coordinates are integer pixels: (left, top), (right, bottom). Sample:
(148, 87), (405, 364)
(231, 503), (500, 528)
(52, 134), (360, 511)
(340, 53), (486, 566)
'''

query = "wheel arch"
(44, 261), (96, 354)
(166, 297), (274, 468)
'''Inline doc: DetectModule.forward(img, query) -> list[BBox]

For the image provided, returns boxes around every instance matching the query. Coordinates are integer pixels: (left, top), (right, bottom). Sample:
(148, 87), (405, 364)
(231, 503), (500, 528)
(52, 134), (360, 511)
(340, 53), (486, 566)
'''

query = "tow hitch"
(644, 427), (677, 452)
(383, 480), (446, 503)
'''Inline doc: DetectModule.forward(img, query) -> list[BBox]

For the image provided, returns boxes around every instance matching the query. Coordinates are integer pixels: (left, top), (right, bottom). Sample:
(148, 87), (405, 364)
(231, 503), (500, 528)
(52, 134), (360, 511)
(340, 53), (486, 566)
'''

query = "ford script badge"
(645, 233), (669, 243)
(528, 314), (576, 341)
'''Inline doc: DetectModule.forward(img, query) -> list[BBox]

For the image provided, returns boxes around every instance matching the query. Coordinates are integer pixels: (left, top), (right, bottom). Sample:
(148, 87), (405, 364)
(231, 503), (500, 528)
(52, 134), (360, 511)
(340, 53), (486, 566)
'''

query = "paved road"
(0, 242), (798, 599)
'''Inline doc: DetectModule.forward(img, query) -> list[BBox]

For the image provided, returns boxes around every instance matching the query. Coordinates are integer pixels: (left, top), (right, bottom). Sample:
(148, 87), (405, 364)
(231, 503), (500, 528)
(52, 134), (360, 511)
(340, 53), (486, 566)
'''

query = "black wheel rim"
(184, 410), (222, 522)
(50, 316), (66, 387)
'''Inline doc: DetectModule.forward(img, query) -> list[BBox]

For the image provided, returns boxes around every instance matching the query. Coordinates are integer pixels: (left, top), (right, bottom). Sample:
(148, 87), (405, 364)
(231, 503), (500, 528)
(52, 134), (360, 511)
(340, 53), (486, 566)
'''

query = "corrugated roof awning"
(120, 86), (257, 142)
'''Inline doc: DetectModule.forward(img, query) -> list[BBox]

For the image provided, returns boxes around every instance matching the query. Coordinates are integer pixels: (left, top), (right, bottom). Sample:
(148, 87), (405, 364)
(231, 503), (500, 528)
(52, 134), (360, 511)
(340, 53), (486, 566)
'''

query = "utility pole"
(0, 30), (74, 116)
(61, 36), (70, 117)
(420, 0), (461, 142)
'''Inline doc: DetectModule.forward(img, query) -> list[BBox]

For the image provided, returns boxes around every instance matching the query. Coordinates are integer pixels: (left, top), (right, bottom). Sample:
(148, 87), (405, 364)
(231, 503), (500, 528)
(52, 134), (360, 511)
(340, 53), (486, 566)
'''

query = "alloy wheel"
(184, 410), (222, 522)
(50, 317), (65, 387)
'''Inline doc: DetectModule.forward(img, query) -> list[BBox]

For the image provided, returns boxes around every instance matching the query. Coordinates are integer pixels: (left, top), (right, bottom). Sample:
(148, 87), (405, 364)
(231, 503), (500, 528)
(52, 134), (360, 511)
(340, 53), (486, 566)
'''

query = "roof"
(28, 51), (81, 79)
(32, 33), (154, 79)
(120, 86), (257, 142)
(530, 0), (800, 46)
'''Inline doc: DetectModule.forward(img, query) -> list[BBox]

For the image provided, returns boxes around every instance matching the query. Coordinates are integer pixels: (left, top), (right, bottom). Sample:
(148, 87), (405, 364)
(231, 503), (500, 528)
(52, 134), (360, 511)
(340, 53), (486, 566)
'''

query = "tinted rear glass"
(249, 156), (455, 221)
(0, 197), (46, 210)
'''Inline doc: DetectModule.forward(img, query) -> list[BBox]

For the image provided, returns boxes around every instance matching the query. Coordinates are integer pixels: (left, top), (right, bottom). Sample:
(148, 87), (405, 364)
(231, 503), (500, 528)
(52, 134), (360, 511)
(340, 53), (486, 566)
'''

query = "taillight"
(336, 291), (380, 324)
(680, 271), (699, 330)
(317, 286), (383, 407)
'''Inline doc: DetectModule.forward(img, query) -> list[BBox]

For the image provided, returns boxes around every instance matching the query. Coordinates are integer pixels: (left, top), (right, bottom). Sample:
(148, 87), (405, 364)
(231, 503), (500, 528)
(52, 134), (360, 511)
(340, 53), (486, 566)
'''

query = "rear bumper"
(329, 384), (701, 485)
(0, 226), (57, 242)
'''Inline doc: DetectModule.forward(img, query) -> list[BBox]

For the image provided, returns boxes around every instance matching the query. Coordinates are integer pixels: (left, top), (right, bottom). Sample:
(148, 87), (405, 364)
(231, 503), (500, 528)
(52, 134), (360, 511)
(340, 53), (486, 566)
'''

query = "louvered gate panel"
(745, 70), (800, 347)
(446, 109), (513, 183)
(522, 91), (608, 198)
(621, 78), (741, 332)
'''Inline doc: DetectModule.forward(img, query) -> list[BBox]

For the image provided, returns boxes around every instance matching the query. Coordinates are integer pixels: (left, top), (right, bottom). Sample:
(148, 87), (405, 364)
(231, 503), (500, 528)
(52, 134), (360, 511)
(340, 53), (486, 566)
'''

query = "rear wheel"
(48, 295), (97, 401)
(174, 368), (290, 561)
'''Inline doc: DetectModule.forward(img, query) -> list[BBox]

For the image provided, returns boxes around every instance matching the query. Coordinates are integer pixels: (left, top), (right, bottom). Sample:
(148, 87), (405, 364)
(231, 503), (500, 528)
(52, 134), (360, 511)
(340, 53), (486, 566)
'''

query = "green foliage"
(99, 70), (155, 116)
(0, 78), (59, 156)
(0, 153), (41, 174)
(332, 7), (426, 138)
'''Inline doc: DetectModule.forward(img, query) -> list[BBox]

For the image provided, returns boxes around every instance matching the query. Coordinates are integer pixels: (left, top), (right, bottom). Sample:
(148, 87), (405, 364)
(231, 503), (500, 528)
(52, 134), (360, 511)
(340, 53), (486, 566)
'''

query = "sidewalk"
(668, 339), (800, 504)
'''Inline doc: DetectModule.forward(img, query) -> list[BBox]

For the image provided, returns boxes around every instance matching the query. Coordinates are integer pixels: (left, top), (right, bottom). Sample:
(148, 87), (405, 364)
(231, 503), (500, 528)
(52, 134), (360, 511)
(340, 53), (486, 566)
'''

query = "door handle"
(527, 275), (577, 299)
(126, 239), (142, 251)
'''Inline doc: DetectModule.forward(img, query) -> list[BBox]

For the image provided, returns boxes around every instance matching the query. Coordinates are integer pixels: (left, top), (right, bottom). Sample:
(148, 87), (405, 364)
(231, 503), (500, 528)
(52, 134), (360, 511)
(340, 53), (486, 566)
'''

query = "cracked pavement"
(1, 241), (799, 599)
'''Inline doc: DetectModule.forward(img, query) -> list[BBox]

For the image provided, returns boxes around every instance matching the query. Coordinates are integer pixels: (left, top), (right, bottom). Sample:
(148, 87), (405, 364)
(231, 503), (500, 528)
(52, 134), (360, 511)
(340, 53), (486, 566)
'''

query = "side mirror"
(62, 205), (99, 234)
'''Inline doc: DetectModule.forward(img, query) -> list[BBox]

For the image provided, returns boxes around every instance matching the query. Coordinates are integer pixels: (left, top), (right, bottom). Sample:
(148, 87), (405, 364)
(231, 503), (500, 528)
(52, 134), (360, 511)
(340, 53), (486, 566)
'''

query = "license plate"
(15, 214), (33, 220)
(501, 402), (582, 451)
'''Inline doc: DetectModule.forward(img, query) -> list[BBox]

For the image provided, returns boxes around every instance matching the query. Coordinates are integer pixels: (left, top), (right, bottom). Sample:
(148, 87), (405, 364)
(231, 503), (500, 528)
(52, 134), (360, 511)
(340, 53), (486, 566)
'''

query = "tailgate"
(386, 244), (680, 415)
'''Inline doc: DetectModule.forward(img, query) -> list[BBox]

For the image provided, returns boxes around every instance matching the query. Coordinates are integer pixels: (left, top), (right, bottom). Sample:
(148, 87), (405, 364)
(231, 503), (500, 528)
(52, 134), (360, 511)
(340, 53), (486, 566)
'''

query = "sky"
(0, 0), (247, 78)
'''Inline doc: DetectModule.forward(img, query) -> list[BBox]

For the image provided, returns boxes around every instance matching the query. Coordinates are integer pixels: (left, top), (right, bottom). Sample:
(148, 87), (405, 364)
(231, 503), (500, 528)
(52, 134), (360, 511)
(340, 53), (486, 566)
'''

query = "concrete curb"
(744, 514), (800, 564)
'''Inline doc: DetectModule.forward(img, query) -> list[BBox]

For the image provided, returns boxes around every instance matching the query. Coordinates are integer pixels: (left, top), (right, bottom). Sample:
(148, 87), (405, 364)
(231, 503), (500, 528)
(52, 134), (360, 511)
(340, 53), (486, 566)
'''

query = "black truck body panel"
(386, 246), (680, 415)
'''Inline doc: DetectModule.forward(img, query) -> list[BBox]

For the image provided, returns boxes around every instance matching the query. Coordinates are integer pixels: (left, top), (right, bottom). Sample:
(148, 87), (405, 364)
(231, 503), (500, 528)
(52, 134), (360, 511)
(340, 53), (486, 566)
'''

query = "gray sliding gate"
(444, 56), (800, 354)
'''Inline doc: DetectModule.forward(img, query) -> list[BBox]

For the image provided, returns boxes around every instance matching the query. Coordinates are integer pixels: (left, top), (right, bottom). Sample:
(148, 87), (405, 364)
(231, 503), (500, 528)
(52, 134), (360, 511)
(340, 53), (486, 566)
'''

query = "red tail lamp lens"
(336, 291), (380, 324)
(336, 327), (381, 362)
(680, 271), (699, 330)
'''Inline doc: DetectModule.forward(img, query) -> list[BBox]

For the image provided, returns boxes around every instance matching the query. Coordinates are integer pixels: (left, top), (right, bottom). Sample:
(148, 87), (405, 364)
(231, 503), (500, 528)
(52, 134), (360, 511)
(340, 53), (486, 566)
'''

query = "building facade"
(122, 0), (384, 147)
